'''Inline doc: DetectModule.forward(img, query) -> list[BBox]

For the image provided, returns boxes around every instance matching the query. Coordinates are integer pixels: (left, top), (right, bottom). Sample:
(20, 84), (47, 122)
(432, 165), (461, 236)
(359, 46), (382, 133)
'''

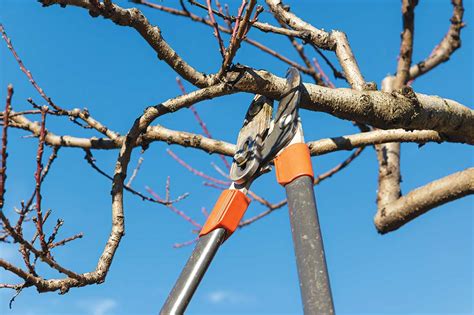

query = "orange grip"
(199, 189), (250, 238)
(274, 143), (314, 186)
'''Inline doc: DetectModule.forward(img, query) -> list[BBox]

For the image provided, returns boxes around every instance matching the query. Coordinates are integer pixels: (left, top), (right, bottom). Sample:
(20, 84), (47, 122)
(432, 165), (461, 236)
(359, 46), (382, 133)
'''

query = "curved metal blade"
(229, 95), (273, 185)
(260, 67), (302, 165)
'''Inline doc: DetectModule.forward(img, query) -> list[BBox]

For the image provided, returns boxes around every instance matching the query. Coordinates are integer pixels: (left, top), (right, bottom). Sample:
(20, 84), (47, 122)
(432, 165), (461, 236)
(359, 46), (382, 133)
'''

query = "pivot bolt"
(234, 151), (248, 166)
(280, 114), (293, 127)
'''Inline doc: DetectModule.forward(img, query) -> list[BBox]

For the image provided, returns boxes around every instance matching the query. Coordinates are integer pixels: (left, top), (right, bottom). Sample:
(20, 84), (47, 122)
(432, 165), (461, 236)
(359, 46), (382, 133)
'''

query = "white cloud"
(92, 298), (117, 315)
(77, 298), (118, 315)
(206, 290), (255, 305)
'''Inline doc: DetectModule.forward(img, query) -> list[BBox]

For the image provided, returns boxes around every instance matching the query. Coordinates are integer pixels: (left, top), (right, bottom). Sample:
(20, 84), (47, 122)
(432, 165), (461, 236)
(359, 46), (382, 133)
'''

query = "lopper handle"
(275, 143), (335, 315)
(160, 228), (226, 315)
(161, 189), (250, 314)
(285, 175), (335, 315)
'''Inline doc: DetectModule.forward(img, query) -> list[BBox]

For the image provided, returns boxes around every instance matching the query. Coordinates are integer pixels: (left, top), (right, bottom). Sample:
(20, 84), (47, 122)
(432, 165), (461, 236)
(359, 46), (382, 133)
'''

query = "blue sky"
(0, 0), (472, 314)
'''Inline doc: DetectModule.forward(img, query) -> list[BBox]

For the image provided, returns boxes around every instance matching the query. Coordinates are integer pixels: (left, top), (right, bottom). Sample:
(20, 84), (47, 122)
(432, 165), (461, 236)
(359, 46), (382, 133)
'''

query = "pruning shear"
(161, 68), (335, 315)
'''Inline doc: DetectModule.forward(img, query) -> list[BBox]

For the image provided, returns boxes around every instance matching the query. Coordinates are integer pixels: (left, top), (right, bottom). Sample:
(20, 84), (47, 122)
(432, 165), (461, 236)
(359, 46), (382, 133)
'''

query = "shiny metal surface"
(160, 228), (226, 315)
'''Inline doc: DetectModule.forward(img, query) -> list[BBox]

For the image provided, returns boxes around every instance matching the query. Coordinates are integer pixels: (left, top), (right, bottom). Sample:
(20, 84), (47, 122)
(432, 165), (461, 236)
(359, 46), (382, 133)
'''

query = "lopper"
(160, 68), (335, 315)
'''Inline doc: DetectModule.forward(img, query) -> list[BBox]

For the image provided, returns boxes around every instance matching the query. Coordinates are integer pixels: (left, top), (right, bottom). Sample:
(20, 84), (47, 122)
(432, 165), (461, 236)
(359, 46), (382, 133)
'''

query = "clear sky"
(0, 0), (472, 314)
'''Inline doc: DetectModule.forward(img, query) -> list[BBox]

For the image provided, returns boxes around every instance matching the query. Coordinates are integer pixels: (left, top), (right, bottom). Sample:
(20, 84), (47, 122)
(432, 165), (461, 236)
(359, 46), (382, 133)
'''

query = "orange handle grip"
(199, 189), (251, 238)
(274, 143), (314, 186)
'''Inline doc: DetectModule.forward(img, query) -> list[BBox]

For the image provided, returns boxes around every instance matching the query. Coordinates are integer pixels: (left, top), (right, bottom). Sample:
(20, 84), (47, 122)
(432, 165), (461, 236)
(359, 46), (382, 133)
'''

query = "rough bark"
(375, 168), (474, 233)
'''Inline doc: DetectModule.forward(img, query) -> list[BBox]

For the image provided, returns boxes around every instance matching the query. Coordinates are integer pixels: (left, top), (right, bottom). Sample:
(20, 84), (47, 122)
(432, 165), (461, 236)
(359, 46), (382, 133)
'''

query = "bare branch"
(173, 237), (198, 249)
(313, 147), (365, 185)
(312, 58), (335, 88)
(223, 68), (473, 143)
(378, 0), (417, 223)
(40, 0), (212, 87)
(146, 187), (201, 229)
(375, 77), (402, 209)
(166, 149), (230, 186)
(126, 156), (144, 187)
(0, 0), (471, 299)
(176, 77), (231, 169)
(33, 107), (49, 255)
(49, 233), (84, 249)
(409, 0), (464, 80)
(206, 0), (226, 57)
(244, 37), (311, 74)
(0, 25), (65, 113)
(264, 0), (333, 49)
(307, 129), (447, 156)
(27, 66), (474, 144)
(313, 47), (346, 81)
(375, 168), (474, 233)
(0, 84), (230, 294)
(134, 0), (310, 74)
(0, 85), (13, 208)
(216, 0), (256, 80)
(273, 16), (325, 85)
(393, 0), (418, 88)
(4, 105), (468, 155)
(187, 0), (304, 38)
(84, 149), (188, 205)
(265, 0), (366, 89)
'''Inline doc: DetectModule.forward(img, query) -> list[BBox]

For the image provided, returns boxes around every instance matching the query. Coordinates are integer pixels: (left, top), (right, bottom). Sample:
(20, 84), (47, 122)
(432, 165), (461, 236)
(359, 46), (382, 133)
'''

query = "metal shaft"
(285, 175), (335, 315)
(160, 228), (226, 315)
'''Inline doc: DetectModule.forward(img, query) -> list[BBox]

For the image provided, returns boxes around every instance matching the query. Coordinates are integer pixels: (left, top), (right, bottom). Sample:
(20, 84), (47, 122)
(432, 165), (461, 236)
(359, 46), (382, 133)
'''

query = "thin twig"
(49, 233), (84, 249)
(126, 156), (144, 187)
(409, 0), (464, 80)
(84, 150), (188, 205)
(273, 15), (324, 85)
(0, 84), (13, 208)
(173, 237), (198, 249)
(167, 149), (230, 186)
(312, 57), (335, 88)
(201, 207), (209, 218)
(313, 47), (346, 80)
(206, 0), (226, 57)
(15, 146), (60, 232)
(33, 107), (49, 255)
(133, 1), (312, 74)
(314, 147), (365, 184)
(176, 77), (231, 169)
(216, 0), (256, 79)
(46, 219), (64, 248)
(0, 25), (65, 113)
(145, 186), (202, 228)
(394, 0), (418, 87)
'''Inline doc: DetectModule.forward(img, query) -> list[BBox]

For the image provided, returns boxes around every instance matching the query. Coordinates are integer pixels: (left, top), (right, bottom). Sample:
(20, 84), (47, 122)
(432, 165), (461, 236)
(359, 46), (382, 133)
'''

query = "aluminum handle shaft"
(285, 175), (335, 315)
(160, 228), (226, 315)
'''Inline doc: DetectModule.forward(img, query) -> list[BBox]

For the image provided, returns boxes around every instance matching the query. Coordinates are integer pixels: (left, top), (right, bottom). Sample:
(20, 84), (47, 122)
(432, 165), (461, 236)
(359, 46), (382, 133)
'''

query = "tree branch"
(265, 0), (366, 90)
(375, 168), (474, 233)
(133, 0), (312, 74)
(3, 108), (469, 154)
(376, 0), (417, 223)
(307, 129), (446, 155)
(409, 0), (464, 80)
(40, 0), (212, 87)
(223, 68), (473, 143)
(393, 0), (418, 88)
(0, 85), (13, 209)
(272, 15), (325, 85)
(216, 0), (256, 80)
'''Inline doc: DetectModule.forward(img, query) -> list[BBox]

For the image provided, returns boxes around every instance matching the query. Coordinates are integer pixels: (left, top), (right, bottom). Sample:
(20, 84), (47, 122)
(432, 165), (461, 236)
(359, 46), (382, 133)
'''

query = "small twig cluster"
(0, 86), (84, 305)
